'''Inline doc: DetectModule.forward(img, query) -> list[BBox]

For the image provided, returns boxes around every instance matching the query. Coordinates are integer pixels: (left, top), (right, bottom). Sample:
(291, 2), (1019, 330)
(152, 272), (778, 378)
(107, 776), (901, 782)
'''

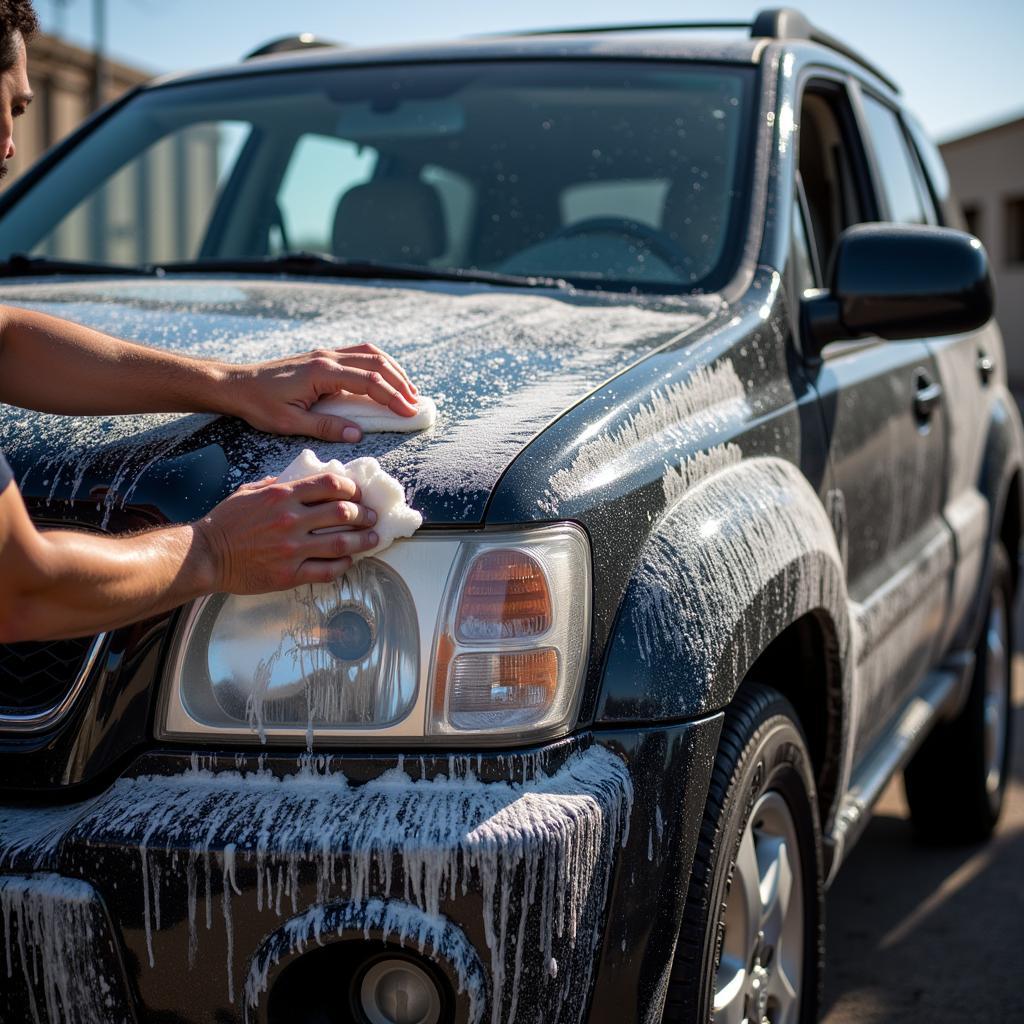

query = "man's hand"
(0, 469), (382, 642)
(225, 343), (420, 443)
(0, 307), (421, 444)
(195, 472), (381, 593)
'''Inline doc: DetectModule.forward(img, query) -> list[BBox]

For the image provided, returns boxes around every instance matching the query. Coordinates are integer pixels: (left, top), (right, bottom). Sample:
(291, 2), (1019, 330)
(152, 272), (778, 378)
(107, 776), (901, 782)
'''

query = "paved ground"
(821, 598), (1024, 1023)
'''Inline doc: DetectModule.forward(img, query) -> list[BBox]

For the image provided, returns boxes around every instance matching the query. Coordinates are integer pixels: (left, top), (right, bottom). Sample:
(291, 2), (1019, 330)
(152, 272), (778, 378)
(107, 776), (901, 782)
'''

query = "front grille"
(0, 636), (98, 717)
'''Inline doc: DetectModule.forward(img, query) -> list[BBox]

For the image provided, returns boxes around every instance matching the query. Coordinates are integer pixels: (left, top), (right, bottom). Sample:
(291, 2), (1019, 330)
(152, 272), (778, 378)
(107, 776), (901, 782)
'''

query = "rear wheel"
(663, 684), (823, 1024)
(904, 541), (1014, 842)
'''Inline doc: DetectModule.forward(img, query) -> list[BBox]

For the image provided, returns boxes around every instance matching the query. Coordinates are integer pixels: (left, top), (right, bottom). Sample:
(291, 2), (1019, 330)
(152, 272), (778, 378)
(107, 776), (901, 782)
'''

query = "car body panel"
(0, 723), (720, 1024)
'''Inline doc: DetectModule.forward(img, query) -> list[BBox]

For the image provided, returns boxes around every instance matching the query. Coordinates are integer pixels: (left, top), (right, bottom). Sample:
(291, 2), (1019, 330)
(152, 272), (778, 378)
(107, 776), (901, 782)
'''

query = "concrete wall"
(7, 32), (151, 181)
(5, 32), (220, 265)
(940, 117), (1024, 390)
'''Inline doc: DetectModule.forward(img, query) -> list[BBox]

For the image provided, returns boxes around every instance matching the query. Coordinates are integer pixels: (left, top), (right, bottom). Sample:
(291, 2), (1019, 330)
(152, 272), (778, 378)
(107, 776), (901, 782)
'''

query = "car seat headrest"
(332, 180), (445, 264)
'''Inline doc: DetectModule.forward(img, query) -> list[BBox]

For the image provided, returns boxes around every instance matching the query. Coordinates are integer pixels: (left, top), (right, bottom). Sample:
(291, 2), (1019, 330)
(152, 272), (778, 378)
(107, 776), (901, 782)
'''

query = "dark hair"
(0, 0), (37, 73)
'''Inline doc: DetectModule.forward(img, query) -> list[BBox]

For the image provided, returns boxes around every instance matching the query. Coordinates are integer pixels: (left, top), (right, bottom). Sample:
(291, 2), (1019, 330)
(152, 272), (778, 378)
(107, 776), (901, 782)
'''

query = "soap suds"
(274, 448), (421, 560)
(661, 443), (742, 507)
(540, 359), (747, 514)
(311, 393), (438, 433)
(0, 874), (133, 1024)
(629, 457), (849, 699)
(244, 898), (487, 1023)
(26, 744), (634, 1022)
(0, 279), (717, 522)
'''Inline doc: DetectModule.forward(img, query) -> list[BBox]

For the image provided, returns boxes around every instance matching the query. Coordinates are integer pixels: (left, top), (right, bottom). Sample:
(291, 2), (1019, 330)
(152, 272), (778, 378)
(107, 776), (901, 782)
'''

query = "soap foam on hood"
(0, 278), (716, 522)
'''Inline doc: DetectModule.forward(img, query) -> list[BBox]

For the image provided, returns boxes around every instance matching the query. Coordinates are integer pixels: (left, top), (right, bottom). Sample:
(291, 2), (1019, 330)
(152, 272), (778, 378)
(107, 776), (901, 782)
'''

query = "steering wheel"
(549, 216), (688, 269)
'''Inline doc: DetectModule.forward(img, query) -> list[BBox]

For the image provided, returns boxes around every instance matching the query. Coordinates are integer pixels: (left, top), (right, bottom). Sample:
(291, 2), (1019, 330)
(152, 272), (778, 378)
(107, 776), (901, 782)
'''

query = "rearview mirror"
(801, 223), (993, 354)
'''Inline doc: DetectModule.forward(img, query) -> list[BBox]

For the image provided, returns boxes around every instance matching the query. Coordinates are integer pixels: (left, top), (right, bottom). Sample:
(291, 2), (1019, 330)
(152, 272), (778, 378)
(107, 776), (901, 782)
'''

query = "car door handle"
(978, 349), (995, 386)
(914, 371), (942, 421)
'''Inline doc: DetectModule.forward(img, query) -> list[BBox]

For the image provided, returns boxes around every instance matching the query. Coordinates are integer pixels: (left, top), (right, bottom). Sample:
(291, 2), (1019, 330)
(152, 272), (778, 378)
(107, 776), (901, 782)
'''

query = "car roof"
(149, 33), (766, 90)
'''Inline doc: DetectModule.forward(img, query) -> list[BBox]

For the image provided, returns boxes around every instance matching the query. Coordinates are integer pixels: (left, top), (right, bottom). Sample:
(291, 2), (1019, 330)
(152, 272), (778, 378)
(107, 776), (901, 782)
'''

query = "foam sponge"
(275, 448), (422, 561)
(310, 393), (437, 433)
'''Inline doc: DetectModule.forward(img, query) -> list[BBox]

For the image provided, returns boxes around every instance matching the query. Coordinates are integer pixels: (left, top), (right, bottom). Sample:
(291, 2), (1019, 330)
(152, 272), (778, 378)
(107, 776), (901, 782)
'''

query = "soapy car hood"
(0, 276), (717, 526)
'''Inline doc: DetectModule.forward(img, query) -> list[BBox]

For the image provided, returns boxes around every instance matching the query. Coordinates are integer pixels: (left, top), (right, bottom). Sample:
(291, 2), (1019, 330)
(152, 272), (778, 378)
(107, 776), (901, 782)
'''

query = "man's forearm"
(0, 305), (236, 416)
(0, 522), (214, 642)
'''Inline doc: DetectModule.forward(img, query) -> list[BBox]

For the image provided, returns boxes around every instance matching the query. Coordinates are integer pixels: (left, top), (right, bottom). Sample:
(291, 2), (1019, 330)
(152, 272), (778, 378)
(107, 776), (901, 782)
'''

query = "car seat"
(332, 180), (446, 265)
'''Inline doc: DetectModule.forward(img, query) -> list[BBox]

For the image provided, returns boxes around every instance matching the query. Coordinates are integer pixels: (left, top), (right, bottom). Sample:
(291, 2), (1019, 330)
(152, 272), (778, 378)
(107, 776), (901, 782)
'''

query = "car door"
(796, 76), (951, 762)
(899, 108), (996, 656)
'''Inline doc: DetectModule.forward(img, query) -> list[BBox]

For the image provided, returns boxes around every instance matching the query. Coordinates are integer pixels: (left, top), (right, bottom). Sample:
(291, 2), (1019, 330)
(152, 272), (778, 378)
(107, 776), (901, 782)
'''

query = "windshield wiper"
(155, 251), (568, 291)
(0, 253), (157, 277)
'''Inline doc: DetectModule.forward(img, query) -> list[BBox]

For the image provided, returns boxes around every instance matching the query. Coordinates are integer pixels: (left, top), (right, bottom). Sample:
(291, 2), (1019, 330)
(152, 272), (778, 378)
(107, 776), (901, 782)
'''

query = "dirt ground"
(821, 598), (1024, 1023)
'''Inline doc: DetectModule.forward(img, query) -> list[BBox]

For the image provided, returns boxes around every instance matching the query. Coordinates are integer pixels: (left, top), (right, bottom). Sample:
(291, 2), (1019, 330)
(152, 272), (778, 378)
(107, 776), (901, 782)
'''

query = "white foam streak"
(542, 360), (747, 513)
(631, 459), (848, 691)
(49, 745), (633, 1022)
(0, 875), (130, 1024)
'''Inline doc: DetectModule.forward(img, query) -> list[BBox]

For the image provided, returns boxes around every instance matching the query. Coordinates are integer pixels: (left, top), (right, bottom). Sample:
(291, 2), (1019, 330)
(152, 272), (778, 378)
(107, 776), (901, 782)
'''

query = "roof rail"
(244, 34), (340, 61)
(497, 7), (899, 94)
(504, 21), (750, 36)
(750, 8), (899, 92)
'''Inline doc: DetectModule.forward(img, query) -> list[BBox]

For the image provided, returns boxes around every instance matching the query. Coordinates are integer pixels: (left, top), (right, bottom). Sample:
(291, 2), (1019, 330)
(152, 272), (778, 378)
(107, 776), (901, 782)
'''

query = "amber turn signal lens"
(448, 649), (559, 723)
(455, 549), (553, 641)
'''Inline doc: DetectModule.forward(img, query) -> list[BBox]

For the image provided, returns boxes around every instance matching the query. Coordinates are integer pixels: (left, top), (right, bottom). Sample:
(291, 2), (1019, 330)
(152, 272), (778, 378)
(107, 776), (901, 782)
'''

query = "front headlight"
(157, 524), (591, 746)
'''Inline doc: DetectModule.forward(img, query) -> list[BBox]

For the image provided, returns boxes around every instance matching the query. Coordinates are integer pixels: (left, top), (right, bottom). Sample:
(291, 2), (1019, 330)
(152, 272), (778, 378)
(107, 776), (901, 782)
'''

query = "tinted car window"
(903, 110), (956, 227)
(26, 120), (251, 266)
(861, 94), (936, 225)
(797, 88), (866, 275)
(0, 61), (756, 292)
(274, 134), (378, 254)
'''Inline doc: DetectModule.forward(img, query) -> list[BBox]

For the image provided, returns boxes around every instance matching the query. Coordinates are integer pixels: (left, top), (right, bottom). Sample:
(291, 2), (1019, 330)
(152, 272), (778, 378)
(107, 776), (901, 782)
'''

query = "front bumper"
(0, 719), (721, 1024)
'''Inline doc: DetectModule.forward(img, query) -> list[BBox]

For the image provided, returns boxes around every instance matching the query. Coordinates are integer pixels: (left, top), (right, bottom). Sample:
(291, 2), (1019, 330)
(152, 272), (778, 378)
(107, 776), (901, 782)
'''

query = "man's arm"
(0, 305), (419, 442)
(0, 472), (379, 643)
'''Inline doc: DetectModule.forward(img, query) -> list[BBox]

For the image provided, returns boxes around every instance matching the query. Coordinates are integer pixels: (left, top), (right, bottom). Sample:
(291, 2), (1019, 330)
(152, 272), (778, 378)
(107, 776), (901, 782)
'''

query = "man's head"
(0, 0), (37, 182)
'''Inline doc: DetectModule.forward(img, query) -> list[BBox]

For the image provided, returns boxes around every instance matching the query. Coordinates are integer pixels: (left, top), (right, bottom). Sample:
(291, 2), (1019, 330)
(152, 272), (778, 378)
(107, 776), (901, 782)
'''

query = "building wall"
(940, 118), (1024, 389)
(6, 32), (221, 266)
(7, 32), (151, 182)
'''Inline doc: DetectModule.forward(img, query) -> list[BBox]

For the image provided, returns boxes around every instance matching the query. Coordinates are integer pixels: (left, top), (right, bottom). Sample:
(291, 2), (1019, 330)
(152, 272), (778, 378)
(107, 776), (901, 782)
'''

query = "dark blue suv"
(0, 9), (1018, 1023)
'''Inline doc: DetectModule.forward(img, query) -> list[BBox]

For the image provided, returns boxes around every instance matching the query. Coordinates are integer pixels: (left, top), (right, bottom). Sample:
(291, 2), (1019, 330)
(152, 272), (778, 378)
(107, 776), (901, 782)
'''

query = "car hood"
(0, 276), (718, 526)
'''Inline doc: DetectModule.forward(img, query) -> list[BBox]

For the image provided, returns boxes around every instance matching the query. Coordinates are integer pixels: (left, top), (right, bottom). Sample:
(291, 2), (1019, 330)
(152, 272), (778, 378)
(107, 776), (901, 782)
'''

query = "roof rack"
(501, 7), (899, 94)
(244, 34), (341, 61)
(751, 8), (899, 92)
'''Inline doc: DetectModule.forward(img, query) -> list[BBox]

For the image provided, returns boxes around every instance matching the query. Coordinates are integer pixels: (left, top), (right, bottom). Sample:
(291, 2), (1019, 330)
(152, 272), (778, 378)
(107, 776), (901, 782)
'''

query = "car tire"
(662, 683), (823, 1024)
(904, 541), (1014, 843)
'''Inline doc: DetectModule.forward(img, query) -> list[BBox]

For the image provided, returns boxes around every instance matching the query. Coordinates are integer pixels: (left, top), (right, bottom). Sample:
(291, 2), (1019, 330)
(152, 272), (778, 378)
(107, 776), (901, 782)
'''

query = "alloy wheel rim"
(983, 589), (1009, 809)
(714, 790), (804, 1024)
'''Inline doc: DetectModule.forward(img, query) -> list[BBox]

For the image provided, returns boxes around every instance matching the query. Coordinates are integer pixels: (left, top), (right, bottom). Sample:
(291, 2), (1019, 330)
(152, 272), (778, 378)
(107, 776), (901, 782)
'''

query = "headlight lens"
(158, 524), (591, 746)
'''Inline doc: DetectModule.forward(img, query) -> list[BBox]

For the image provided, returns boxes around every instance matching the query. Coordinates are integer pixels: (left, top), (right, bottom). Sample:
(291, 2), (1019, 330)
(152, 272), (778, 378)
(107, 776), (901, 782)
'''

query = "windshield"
(0, 60), (755, 291)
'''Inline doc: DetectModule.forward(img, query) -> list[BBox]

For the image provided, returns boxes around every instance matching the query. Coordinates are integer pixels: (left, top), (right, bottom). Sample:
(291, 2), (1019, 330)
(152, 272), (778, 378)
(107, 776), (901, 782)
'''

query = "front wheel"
(663, 684), (823, 1024)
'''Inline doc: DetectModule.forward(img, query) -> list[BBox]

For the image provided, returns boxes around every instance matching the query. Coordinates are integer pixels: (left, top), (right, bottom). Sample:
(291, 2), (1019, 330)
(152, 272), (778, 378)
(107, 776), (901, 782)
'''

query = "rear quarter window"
(860, 94), (937, 225)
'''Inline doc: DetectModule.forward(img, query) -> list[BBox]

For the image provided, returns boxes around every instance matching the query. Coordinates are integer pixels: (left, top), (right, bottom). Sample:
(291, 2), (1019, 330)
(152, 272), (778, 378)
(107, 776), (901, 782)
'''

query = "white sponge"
(275, 448), (422, 561)
(310, 393), (437, 433)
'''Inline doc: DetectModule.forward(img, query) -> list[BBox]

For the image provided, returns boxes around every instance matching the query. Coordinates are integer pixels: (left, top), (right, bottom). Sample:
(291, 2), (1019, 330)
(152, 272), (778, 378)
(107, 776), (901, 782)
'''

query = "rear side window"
(903, 110), (950, 215)
(797, 86), (867, 276)
(860, 94), (937, 225)
(276, 135), (378, 254)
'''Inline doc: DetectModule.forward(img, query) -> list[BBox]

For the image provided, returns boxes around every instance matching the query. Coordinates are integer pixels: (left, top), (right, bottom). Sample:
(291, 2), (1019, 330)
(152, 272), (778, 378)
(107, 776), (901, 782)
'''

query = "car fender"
(596, 456), (852, 724)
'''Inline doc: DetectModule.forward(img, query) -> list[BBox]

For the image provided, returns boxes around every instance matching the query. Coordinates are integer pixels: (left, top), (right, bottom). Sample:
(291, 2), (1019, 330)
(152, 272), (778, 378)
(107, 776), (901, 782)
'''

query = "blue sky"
(37, 0), (1024, 142)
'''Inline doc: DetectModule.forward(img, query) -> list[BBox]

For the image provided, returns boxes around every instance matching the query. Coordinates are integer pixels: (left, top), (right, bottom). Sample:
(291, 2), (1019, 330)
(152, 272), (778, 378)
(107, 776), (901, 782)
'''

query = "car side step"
(824, 657), (973, 886)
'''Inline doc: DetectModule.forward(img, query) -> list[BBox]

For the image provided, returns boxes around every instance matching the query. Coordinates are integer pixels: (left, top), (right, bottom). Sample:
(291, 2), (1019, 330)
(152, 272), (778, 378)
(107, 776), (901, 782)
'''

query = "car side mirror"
(801, 223), (993, 355)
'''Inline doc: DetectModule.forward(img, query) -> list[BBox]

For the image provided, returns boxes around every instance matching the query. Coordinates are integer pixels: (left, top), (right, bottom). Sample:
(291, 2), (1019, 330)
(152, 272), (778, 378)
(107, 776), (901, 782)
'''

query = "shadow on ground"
(821, 600), (1024, 1023)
